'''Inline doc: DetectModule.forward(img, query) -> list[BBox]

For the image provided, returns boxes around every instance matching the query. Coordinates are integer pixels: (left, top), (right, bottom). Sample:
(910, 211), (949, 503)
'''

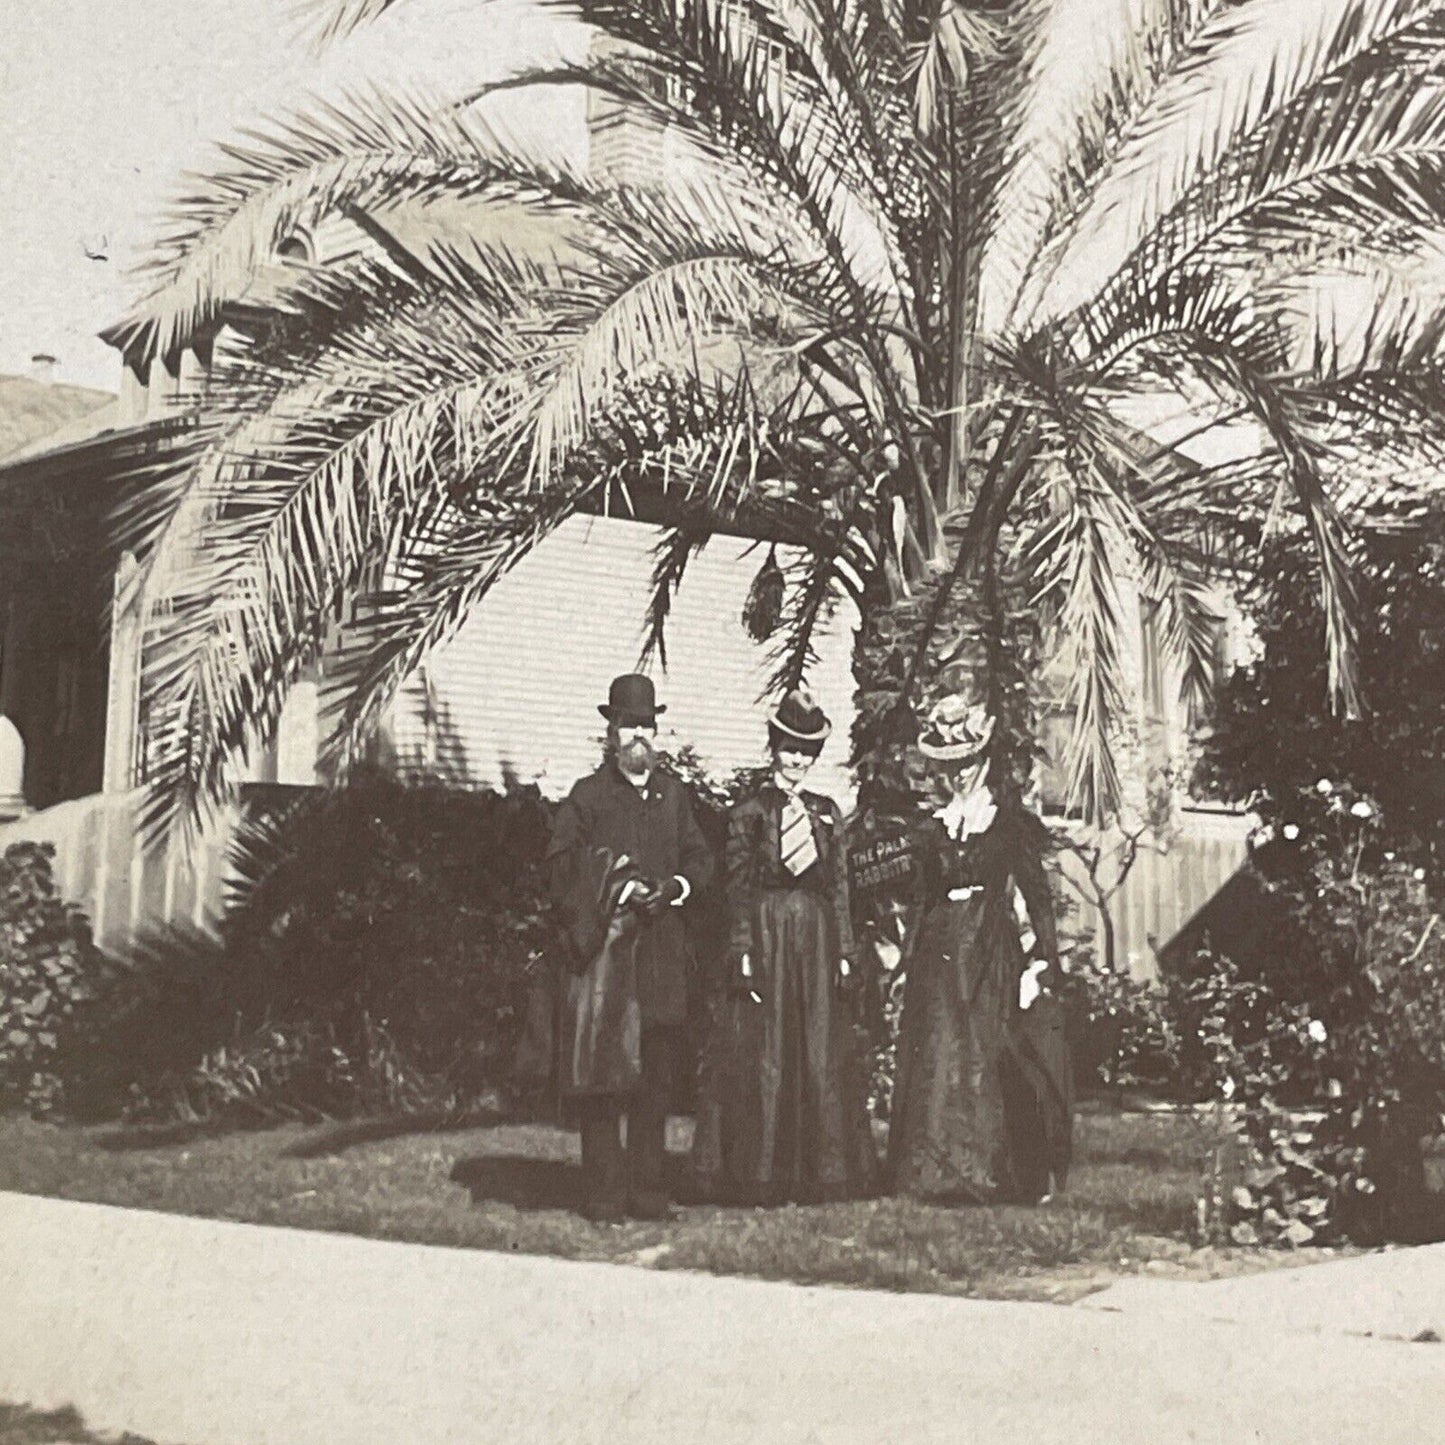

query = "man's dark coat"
(556, 845), (645, 1097)
(548, 761), (715, 1029)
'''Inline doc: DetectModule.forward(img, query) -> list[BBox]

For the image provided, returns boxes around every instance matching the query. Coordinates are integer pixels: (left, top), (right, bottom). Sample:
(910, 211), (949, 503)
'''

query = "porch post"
(103, 551), (142, 794)
(0, 600), (26, 819)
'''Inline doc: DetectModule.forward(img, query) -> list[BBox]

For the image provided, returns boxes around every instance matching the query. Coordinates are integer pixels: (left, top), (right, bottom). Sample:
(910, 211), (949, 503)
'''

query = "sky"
(0, 0), (580, 392)
(2, 0), (1412, 418)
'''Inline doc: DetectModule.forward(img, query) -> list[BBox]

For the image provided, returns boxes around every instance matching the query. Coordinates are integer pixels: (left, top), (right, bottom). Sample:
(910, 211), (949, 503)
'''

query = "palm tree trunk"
(943, 244), (980, 516)
(940, 86), (981, 518)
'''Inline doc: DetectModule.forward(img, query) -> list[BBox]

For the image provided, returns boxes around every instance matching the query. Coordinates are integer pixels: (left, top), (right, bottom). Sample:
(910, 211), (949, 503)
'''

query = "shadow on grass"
(1087, 1145), (1192, 1170)
(89, 1104), (519, 1159)
(1391, 1189), (1445, 1246)
(91, 1118), (281, 1153)
(450, 1149), (698, 1212)
(0, 1402), (161, 1445)
(283, 1106), (513, 1159)
(451, 1155), (585, 1210)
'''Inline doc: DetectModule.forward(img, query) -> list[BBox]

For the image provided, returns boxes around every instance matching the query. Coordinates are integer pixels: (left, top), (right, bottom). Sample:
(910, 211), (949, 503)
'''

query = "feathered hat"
(916, 694), (995, 762)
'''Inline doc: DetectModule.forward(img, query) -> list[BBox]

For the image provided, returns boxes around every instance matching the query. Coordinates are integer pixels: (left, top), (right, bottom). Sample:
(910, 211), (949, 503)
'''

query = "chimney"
(27, 353), (58, 384)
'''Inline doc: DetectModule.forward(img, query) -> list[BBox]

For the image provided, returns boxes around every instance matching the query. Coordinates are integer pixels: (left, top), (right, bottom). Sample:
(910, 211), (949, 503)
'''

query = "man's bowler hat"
(599, 673), (666, 726)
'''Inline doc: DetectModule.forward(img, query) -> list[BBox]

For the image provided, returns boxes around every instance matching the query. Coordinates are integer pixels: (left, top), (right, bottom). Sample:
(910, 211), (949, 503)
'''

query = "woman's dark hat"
(767, 687), (831, 745)
(599, 673), (666, 726)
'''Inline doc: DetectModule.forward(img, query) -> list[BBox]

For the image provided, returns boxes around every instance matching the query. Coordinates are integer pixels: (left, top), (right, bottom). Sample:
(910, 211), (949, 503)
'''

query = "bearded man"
(547, 673), (714, 1222)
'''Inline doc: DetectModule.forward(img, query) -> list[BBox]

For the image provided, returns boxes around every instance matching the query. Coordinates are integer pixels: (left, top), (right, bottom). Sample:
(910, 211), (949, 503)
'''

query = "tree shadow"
(413, 691), (482, 792)
(282, 1104), (514, 1159)
(92, 1117), (280, 1152)
(90, 1104), (519, 1157)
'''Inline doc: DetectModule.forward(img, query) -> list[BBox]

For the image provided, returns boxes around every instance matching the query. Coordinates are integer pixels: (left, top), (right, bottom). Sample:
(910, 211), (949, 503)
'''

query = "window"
(645, 3), (790, 116)
(1140, 599), (1166, 721)
(1037, 705), (1087, 821)
(759, 33), (790, 115)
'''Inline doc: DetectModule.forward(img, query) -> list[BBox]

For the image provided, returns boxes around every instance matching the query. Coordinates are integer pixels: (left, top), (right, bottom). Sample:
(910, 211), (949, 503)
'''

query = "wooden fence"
(0, 789), (236, 955)
(1055, 807), (1254, 981)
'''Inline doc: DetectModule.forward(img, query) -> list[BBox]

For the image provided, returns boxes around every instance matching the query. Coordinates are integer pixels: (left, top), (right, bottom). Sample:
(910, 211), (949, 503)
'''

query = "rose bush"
(1056, 947), (1184, 1097)
(1185, 785), (1445, 1245)
(1182, 510), (1445, 1244)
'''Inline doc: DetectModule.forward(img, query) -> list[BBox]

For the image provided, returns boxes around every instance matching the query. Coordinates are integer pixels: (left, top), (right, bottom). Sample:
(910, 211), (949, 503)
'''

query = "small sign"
(848, 817), (919, 911)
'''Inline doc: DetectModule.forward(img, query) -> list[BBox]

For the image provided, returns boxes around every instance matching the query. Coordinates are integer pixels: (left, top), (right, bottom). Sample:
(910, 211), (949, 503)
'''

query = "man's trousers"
(578, 1026), (678, 1206)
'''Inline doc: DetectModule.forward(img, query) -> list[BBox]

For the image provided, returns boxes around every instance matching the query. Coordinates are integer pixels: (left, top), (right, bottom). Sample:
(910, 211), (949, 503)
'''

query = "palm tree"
(111, 0), (1445, 1189)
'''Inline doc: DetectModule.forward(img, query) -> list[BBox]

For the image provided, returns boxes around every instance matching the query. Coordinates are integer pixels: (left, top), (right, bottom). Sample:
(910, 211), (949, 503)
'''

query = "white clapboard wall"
(383, 513), (860, 803)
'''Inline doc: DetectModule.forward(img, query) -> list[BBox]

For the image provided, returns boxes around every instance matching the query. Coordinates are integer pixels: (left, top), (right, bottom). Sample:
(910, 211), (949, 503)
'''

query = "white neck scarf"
(936, 772), (997, 842)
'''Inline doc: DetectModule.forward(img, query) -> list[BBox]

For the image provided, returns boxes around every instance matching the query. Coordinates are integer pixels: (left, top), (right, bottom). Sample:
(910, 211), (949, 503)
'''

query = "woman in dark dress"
(692, 689), (876, 1202)
(886, 695), (1073, 1204)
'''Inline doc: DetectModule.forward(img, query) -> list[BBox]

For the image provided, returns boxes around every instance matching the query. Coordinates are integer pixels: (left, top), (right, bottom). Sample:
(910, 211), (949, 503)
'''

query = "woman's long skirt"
(693, 887), (876, 1202)
(887, 893), (1072, 1202)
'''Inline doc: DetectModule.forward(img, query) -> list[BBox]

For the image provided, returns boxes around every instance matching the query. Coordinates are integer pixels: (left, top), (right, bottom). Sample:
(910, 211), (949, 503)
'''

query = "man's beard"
(618, 737), (656, 778)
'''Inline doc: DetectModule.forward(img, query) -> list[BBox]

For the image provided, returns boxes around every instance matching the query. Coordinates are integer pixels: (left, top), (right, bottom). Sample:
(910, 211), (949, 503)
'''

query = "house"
(0, 364), (150, 814)
(0, 56), (1252, 976)
(0, 299), (858, 954)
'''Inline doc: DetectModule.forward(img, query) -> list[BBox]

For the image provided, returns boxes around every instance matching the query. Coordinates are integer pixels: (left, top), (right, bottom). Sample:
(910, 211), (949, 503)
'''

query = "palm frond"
(322, 372), (817, 779)
(1188, 344), (1364, 717)
(117, 253), (434, 596)
(578, 3), (919, 408)
(320, 478), (594, 782)
(1027, 0), (1445, 326)
(912, 3), (1003, 138)
(526, 251), (795, 486)
(112, 82), (600, 363)
(1284, 257), (1445, 383)
(1078, 414), (1231, 718)
(1079, 265), (1275, 379)
(776, 0), (912, 217)
(1157, 67), (1445, 291)
(986, 0), (1200, 328)
(290, 0), (406, 51)
(1027, 467), (1130, 827)
(584, 0), (905, 268)
(640, 519), (714, 669)
(127, 251), (542, 834)
(765, 536), (858, 697)
(1065, 263), (1366, 716)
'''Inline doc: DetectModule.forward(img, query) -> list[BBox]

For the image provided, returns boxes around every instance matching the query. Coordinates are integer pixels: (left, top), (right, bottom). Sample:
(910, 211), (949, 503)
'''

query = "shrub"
(863, 964), (907, 1119)
(1198, 508), (1444, 881)
(80, 772), (558, 1122)
(0, 842), (108, 1111)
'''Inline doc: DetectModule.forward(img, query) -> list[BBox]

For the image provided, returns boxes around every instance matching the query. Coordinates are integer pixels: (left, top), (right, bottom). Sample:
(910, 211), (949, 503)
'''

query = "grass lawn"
(0, 1101), (1351, 1302)
(0, 1402), (164, 1445)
